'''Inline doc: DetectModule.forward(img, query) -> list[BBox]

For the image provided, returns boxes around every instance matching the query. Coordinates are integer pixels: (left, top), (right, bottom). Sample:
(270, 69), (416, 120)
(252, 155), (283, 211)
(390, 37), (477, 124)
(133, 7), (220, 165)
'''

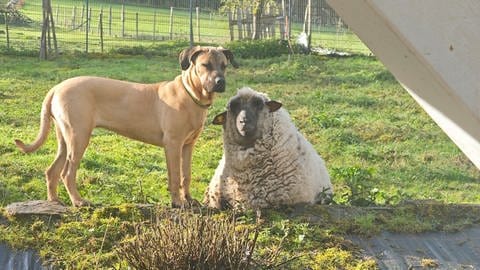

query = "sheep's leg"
(164, 140), (185, 208)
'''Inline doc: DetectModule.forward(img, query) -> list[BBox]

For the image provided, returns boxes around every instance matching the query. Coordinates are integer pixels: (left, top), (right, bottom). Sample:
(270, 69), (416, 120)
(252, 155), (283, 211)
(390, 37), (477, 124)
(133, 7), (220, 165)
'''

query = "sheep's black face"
(212, 88), (282, 148)
(228, 95), (265, 147)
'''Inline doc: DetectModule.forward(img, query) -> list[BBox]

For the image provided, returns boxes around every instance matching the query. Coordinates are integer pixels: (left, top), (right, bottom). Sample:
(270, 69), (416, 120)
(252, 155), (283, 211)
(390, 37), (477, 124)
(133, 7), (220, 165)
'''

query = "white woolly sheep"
(204, 87), (333, 209)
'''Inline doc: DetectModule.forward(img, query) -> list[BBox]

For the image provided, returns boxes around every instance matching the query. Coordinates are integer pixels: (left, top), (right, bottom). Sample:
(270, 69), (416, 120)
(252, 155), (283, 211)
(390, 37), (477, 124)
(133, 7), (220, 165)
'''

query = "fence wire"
(1, 0), (370, 55)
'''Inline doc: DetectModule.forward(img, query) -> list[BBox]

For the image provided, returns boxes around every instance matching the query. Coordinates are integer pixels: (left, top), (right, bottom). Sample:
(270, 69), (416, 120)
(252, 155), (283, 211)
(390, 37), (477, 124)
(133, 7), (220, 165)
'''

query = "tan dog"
(15, 46), (237, 207)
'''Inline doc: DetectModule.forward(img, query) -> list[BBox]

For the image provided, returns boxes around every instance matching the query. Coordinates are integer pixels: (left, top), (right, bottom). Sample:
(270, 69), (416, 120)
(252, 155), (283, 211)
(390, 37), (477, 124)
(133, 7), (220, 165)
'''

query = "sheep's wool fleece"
(205, 92), (332, 209)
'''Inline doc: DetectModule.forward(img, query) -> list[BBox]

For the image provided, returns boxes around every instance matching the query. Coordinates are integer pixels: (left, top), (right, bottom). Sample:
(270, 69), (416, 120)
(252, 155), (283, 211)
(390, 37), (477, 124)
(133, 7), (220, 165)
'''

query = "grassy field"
(3, 0), (370, 54)
(0, 43), (479, 268)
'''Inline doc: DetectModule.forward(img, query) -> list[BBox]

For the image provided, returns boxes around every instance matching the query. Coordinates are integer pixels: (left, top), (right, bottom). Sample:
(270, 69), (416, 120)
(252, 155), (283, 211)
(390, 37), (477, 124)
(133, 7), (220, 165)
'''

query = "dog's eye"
(221, 63), (226, 70)
(202, 63), (212, 70)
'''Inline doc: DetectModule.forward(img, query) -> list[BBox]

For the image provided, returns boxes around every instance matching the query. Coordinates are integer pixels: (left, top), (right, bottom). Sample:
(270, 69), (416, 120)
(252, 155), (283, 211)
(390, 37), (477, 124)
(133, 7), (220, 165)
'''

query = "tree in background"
(1, 0), (32, 25)
(220, 0), (276, 40)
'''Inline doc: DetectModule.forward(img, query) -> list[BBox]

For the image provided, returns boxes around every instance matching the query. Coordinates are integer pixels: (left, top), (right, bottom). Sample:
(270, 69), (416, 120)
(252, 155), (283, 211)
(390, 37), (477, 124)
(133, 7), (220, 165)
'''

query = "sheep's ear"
(212, 111), (227, 125)
(266, 100), (282, 112)
(179, 46), (203, 70)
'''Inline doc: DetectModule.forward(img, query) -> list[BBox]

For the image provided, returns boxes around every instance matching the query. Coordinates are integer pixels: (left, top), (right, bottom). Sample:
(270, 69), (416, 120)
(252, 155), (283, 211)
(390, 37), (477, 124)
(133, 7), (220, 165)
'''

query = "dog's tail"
(15, 88), (55, 153)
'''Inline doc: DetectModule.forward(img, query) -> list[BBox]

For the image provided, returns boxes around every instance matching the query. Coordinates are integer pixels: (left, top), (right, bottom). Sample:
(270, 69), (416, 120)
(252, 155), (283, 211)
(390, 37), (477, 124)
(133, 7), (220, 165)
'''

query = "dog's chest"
(184, 126), (204, 144)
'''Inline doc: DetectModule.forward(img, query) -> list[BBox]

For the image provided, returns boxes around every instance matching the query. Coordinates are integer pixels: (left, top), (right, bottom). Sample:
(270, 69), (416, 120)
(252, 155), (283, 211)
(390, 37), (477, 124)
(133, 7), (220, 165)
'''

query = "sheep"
(204, 87), (333, 209)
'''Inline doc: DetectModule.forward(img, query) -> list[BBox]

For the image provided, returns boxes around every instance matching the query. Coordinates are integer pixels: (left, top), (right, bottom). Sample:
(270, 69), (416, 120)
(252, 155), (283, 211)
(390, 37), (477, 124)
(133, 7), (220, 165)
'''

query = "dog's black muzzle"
(213, 77), (226, 93)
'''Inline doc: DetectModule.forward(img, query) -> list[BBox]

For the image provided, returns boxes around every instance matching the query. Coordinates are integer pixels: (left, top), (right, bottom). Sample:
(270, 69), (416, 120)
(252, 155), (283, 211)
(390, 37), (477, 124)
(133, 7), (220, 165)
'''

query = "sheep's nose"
(239, 117), (248, 125)
(236, 111), (251, 136)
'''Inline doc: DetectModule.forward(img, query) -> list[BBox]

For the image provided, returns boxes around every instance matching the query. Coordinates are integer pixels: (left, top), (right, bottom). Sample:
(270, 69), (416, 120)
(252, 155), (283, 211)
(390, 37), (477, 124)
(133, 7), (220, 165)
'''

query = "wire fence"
(0, 0), (370, 56)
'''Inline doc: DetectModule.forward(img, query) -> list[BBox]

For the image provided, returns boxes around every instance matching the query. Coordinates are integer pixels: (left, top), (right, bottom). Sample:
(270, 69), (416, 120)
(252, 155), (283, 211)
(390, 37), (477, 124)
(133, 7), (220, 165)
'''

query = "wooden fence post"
(88, 7), (92, 33)
(236, 8), (243, 39)
(227, 10), (234, 41)
(71, 6), (76, 29)
(4, 11), (9, 49)
(245, 8), (252, 39)
(99, 8), (104, 52)
(121, 4), (125, 37)
(196, 6), (200, 42)
(108, 6), (112, 36)
(55, 5), (59, 25)
(85, 0), (88, 53)
(80, 5), (84, 31)
(135, 12), (138, 39)
(153, 10), (156, 40)
(169, 7), (173, 40)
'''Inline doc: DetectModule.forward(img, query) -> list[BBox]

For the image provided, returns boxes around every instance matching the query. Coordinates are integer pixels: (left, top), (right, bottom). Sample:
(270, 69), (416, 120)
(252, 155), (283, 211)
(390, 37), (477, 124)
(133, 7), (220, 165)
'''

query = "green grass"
(0, 43), (479, 268)
(4, 0), (368, 54)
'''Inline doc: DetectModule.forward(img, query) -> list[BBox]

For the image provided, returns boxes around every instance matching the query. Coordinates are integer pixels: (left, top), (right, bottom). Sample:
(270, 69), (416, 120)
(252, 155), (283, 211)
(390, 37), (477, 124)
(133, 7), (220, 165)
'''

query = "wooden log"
(5, 201), (69, 217)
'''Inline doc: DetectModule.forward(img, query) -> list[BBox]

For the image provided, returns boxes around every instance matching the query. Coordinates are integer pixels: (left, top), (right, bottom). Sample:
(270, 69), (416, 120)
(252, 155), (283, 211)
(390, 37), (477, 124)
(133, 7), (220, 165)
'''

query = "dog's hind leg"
(45, 124), (67, 203)
(60, 122), (93, 207)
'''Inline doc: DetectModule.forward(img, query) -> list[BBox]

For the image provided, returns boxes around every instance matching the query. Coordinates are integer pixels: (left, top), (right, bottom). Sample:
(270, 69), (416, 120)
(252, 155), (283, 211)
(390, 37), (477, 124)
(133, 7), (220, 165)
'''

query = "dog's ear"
(220, 48), (239, 68)
(265, 100), (282, 112)
(212, 111), (227, 125)
(179, 46), (203, 70)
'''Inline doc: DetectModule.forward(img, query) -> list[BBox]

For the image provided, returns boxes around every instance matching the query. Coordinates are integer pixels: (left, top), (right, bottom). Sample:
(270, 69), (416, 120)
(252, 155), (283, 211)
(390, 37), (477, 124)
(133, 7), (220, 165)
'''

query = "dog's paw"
(72, 199), (93, 208)
(48, 199), (66, 206)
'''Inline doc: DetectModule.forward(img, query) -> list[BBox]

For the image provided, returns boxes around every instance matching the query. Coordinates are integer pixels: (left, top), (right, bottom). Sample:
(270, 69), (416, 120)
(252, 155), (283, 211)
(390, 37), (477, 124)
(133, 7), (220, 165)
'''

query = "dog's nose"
(214, 77), (225, 92)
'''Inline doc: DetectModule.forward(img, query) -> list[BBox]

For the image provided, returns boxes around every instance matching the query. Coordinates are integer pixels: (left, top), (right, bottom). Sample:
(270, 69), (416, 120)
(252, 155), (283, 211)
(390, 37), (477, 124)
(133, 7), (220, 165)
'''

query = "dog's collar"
(181, 74), (211, 109)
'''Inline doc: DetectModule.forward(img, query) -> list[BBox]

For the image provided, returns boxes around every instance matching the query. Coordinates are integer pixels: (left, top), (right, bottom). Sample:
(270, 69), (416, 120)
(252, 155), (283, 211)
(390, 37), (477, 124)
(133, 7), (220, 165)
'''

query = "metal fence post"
(85, 0), (88, 53)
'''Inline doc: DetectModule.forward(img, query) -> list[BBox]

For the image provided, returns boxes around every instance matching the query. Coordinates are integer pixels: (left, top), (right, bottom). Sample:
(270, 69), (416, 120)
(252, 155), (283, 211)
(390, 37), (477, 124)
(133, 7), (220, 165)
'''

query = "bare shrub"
(117, 209), (259, 270)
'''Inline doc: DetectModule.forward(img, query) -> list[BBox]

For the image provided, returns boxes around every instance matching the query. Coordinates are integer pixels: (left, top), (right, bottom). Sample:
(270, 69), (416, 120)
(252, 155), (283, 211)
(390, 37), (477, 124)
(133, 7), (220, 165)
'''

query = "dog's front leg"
(181, 143), (200, 206)
(164, 140), (185, 208)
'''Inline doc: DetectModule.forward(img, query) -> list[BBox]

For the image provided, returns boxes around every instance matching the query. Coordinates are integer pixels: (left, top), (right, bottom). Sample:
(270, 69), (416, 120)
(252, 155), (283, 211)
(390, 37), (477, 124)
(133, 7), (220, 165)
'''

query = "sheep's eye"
(252, 99), (264, 109)
(229, 100), (240, 112)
